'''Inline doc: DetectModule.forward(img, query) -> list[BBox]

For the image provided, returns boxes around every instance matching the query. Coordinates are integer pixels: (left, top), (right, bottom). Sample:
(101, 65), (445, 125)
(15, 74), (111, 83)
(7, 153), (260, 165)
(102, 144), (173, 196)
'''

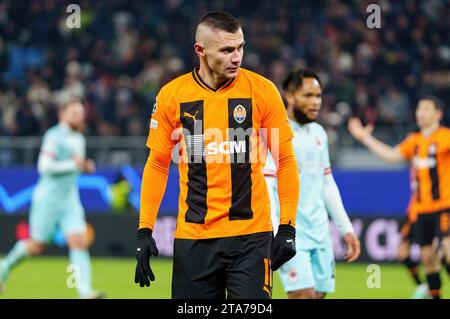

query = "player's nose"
(231, 51), (242, 63)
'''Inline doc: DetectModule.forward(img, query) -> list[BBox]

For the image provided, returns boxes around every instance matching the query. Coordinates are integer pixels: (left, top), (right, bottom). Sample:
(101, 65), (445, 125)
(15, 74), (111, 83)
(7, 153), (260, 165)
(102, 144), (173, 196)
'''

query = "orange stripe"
(264, 258), (269, 286)
(430, 289), (441, 296)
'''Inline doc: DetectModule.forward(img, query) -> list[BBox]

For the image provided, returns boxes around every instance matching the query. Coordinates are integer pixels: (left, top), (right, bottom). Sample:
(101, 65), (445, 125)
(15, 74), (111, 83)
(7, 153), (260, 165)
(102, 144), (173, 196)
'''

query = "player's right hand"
(347, 117), (374, 141)
(135, 228), (159, 287)
(72, 156), (85, 170)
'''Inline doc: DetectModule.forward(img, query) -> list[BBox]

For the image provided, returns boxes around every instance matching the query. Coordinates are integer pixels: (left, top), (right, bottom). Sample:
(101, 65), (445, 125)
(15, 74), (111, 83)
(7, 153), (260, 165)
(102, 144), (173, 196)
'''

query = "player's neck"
(420, 123), (440, 137)
(59, 121), (71, 130)
(287, 106), (294, 121)
(60, 121), (77, 132)
(197, 65), (229, 90)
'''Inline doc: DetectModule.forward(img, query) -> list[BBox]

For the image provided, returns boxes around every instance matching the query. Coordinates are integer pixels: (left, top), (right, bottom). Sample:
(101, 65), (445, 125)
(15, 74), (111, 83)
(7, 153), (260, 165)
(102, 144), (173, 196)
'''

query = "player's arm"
(37, 136), (80, 174)
(135, 88), (176, 287)
(272, 140), (299, 228)
(270, 139), (299, 270)
(348, 117), (405, 163)
(262, 80), (299, 271)
(321, 128), (360, 262)
(323, 172), (360, 262)
(139, 149), (171, 231)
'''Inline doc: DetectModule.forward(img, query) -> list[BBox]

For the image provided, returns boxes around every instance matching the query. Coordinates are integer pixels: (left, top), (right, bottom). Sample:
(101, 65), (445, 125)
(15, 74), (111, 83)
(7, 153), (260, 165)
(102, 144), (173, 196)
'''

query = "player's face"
(203, 28), (244, 79)
(61, 102), (85, 131)
(416, 99), (441, 129)
(292, 77), (322, 124)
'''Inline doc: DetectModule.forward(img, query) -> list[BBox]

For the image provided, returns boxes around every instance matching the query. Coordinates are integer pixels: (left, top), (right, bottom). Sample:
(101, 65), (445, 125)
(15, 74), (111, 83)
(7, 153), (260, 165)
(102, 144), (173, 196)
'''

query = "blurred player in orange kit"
(349, 96), (450, 299)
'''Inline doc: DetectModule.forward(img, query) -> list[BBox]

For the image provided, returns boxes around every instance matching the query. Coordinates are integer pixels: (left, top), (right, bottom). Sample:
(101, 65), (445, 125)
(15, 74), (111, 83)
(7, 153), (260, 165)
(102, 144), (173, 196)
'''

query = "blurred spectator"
(0, 0), (448, 138)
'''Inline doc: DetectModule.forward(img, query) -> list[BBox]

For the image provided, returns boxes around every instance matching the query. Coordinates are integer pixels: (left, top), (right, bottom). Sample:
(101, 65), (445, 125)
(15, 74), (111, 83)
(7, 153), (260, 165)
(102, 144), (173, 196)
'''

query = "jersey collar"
(192, 67), (237, 93)
(59, 122), (75, 134)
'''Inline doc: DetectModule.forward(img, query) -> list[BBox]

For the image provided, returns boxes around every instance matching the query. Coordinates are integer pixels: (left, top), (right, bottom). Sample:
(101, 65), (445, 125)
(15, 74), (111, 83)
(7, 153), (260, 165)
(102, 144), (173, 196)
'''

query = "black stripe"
(180, 100), (208, 224)
(228, 98), (253, 220)
(414, 145), (421, 203)
(428, 143), (440, 200)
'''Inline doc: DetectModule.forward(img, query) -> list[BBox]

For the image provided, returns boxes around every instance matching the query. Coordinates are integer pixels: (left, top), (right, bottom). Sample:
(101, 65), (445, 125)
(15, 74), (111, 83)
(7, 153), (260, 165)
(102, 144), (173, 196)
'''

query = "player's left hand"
(343, 232), (360, 262)
(271, 224), (296, 271)
(135, 228), (159, 287)
(83, 159), (96, 173)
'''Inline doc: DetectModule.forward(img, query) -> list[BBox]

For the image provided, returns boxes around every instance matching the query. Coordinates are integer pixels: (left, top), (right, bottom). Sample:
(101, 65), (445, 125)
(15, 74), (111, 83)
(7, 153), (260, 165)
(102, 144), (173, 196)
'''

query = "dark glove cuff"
(137, 228), (153, 238)
(278, 224), (295, 237)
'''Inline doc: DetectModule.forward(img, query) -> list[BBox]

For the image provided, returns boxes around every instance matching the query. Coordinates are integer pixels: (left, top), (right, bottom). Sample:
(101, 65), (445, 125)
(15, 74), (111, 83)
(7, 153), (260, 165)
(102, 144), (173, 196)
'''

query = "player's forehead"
(417, 99), (436, 111)
(64, 102), (84, 113)
(298, 77), (322, 94)
(206, 27), (244, 48)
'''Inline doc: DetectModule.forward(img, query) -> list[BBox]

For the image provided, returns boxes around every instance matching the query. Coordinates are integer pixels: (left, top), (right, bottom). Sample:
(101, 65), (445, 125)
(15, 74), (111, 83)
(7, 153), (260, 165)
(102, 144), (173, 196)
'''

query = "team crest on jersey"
(152, 102), (157, 115)
(287, 268), (298, 283)
(233, 104), (246, 124)
(315, 136), (322, 147)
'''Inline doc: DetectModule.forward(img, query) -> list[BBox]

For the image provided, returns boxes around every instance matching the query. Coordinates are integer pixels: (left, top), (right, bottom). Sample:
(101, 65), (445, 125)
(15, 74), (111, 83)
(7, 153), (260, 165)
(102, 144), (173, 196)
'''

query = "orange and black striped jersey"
(398, 127), (450, 215)
(146, 67), (294, 239)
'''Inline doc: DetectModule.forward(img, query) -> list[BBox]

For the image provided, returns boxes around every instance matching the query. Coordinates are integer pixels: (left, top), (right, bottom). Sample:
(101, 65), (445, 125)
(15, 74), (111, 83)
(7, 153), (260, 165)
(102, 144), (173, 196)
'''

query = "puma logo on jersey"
(184, 111), (199, 122)
(207, 141), (246, 155)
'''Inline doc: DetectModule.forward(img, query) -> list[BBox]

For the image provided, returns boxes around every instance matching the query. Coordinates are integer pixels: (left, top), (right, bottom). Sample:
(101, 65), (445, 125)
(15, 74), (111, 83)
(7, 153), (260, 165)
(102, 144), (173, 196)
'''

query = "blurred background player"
(348, 97), (450, 299)
(0, 97), (104, 299)
(263, 69), (361, 299)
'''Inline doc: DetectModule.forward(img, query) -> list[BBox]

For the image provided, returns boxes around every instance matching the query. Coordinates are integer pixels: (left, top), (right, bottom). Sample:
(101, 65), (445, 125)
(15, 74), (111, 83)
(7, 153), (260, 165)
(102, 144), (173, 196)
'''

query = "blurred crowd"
(0, 0), (449, 137)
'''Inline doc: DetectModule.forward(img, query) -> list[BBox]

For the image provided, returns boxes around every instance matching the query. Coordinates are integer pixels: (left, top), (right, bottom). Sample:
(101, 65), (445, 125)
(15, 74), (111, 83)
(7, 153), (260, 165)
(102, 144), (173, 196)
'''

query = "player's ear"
(194, 43), (206, 58)
(437, 109), (443, 122)
(285, 92), (294, 106)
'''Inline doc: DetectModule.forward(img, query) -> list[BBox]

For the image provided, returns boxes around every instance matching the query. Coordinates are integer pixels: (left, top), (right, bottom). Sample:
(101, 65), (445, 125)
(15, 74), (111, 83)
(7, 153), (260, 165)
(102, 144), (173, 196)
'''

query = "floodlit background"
(0, 0), (449, 298)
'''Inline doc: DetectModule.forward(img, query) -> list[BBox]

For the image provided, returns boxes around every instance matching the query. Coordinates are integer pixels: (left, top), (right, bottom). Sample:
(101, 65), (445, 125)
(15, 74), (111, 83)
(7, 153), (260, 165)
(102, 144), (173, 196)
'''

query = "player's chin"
(224, 67), (239, 78)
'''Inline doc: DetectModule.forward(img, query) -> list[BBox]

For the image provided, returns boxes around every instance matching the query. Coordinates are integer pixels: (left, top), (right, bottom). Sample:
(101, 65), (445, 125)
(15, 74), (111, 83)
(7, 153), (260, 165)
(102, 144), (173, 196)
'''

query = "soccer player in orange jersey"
(134, 11), (300, 299)
(349, 97), (450, 299)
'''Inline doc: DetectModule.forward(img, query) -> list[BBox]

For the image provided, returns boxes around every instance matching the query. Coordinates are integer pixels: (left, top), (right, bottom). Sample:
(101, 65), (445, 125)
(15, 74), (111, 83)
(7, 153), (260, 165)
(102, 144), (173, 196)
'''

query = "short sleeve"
(260, 80), (294, 151)
(397, 133), (417, 160)
(146, 88), (177, 154)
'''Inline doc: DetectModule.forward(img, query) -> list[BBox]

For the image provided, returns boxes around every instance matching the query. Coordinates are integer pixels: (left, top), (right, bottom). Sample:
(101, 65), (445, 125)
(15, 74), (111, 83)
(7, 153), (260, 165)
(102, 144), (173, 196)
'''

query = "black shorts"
(416, 210), (450, 247)
(172, 231), (273, 299)
(399, 217), (418, 242)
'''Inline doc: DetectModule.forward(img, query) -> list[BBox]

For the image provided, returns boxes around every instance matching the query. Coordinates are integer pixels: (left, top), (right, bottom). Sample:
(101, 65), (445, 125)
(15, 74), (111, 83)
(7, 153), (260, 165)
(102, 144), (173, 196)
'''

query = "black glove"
(134, 228), (159, 287)
(270, 224), (296, 271)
